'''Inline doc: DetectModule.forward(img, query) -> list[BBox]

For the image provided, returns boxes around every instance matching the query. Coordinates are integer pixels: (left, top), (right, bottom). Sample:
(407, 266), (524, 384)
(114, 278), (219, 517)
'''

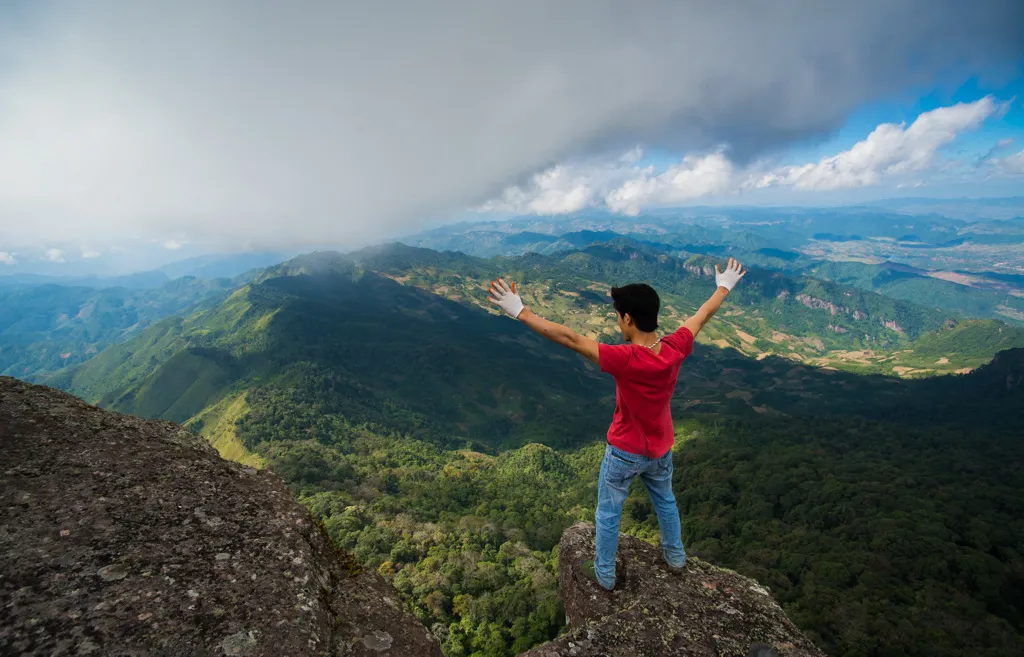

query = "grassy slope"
(185, 392), (264, 468)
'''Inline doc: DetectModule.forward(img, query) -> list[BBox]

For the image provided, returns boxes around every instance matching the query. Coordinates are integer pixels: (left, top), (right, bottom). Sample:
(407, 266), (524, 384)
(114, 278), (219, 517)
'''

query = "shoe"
(579, 559), (614, 591)
(664, 559), (686, 575)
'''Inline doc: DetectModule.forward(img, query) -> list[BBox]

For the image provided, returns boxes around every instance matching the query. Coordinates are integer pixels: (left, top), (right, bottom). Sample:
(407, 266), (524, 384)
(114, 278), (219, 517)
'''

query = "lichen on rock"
(0, 377), (442, 657)
(520, 522), (824, 657)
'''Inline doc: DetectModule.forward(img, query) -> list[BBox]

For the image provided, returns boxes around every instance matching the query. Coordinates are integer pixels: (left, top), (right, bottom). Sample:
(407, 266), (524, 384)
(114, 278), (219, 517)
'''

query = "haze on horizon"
(0, 0), (1023, 266)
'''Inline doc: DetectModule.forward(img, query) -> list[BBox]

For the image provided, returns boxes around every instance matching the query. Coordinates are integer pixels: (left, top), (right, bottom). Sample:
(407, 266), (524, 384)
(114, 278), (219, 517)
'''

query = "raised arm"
(488, 278), (599, 365)
(681, 258), (746, 339)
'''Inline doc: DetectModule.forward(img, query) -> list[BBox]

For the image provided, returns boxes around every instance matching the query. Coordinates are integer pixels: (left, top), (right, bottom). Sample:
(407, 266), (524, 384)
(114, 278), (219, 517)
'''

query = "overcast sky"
(1, 0), (1022, 268)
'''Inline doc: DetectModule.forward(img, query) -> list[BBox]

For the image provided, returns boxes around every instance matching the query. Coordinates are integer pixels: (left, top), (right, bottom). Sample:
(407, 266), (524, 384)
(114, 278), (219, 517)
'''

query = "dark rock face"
(520, 522), (823, 657)
(0, 377), (442, 657)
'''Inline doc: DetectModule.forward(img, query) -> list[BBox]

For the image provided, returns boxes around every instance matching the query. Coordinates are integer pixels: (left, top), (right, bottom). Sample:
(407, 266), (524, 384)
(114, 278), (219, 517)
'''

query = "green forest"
(233, 374), (1024, 657)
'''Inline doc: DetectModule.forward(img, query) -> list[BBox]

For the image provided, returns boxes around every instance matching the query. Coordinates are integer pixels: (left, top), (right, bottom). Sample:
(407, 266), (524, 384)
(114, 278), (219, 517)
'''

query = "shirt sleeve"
(599, 343), (633, 377)
(661, 326), (694, 360)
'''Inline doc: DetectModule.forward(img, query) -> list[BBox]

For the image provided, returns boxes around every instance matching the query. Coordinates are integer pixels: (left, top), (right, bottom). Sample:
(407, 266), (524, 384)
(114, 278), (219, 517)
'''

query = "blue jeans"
(595, 444), (686, 589)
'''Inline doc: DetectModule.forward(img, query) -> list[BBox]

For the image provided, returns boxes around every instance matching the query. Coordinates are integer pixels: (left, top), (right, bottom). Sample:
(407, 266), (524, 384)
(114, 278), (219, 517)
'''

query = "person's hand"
(715, 258), (746, 291)
(488, 278), (525, 319)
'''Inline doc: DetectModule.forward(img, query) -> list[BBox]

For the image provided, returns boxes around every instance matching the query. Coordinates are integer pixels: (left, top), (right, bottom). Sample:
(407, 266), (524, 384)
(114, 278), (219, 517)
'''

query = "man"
(488, 257), (746, 591)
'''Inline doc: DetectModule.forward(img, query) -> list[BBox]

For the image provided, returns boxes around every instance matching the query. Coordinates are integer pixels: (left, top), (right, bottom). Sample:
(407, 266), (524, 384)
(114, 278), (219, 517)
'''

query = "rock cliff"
(0, 377), (441, 656)
(520, 523), (823, 657)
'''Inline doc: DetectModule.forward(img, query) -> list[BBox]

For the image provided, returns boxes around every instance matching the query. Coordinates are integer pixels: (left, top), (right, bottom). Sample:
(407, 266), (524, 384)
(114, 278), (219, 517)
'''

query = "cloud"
(0, 252), (15, 265)
(81, 247), (101, 258)
(991, 150), (1024, 175)
(484, 98), (1004, 213)
(605, 152), (737, 215)
(163, 240), (184, 251)
(44, 248), (66, 263)
(977, 137), (1023, 175)
(0, 2), (1021, 248)
(754, 96), (1004, 190)
(479, 154), (646, 214)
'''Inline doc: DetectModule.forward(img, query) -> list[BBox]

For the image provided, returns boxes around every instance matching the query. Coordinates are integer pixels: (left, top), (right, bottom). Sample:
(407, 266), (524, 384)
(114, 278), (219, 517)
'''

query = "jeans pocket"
(609, 451), (633, 465)
(605, 448), (636, 479)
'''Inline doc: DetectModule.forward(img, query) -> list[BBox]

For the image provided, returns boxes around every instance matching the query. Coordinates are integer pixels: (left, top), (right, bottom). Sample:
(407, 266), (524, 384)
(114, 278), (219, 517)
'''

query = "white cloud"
(481, 98), (1005, 214)
(480, 166), (594, 215)
(605, 152), (737, 215)
(163, 240), (184, 250)
(479, 156), (643, 215)
(992, 150), (1024, 175)
(0, 2), (1020, 248)
(81, 247), (101, 258)
(754, 97), (1004, 191)
(44, 248), (66, 263)
(0, 251), (15, 265)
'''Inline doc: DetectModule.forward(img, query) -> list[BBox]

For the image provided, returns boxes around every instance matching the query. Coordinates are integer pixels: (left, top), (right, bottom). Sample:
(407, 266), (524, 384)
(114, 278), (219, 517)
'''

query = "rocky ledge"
(0, 377), (441, 656)
(520, 522), (823, 657)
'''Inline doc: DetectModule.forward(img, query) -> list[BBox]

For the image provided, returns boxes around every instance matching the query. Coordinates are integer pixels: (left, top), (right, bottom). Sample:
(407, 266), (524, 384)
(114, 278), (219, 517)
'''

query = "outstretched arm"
(488, 278), (599, 365)
(682, 258), (746, 339)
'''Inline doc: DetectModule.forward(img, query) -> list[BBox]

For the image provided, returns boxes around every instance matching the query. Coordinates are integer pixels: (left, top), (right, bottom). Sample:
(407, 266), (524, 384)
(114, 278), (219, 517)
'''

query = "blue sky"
(793, 75), (1023, 163)
(630, 73), (1024, 202)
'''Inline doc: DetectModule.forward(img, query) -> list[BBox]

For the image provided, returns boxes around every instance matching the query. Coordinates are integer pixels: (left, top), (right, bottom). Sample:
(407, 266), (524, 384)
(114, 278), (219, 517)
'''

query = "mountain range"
(4, 220), (1023, 655)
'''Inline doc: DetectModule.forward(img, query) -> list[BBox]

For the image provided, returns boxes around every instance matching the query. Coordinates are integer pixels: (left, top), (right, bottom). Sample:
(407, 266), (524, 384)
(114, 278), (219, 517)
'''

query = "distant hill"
(410, 216), (1024, 326)
(802, 260), (1024, 325)
(158, 251), (290, 279)
(0, 277), (236, 380)
(0, 270), (171, 290)
(862, 196), (1024, 220)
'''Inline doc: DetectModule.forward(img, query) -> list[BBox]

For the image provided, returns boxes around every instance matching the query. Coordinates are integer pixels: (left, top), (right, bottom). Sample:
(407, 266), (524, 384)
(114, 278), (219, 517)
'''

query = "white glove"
(488, 278), (525, 319)
(715, 258), (746, 291)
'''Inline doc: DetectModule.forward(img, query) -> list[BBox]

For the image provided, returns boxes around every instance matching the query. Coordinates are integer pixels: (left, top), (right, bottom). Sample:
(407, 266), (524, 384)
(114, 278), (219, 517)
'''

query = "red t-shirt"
(598, 326), (694, 458)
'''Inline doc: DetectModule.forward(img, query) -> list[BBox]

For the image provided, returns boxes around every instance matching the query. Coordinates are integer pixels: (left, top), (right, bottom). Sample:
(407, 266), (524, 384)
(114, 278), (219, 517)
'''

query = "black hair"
(610, 283), (659, 332)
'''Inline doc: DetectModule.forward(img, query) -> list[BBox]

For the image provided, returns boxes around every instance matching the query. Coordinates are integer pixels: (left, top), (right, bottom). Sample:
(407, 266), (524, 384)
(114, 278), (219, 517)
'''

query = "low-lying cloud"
(0, 1), (1022, 249)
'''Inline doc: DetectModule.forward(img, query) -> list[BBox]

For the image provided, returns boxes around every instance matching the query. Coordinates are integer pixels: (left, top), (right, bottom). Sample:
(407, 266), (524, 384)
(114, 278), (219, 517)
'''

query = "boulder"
(0, 377), (442, 657)
(520, 522), (823, 657)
